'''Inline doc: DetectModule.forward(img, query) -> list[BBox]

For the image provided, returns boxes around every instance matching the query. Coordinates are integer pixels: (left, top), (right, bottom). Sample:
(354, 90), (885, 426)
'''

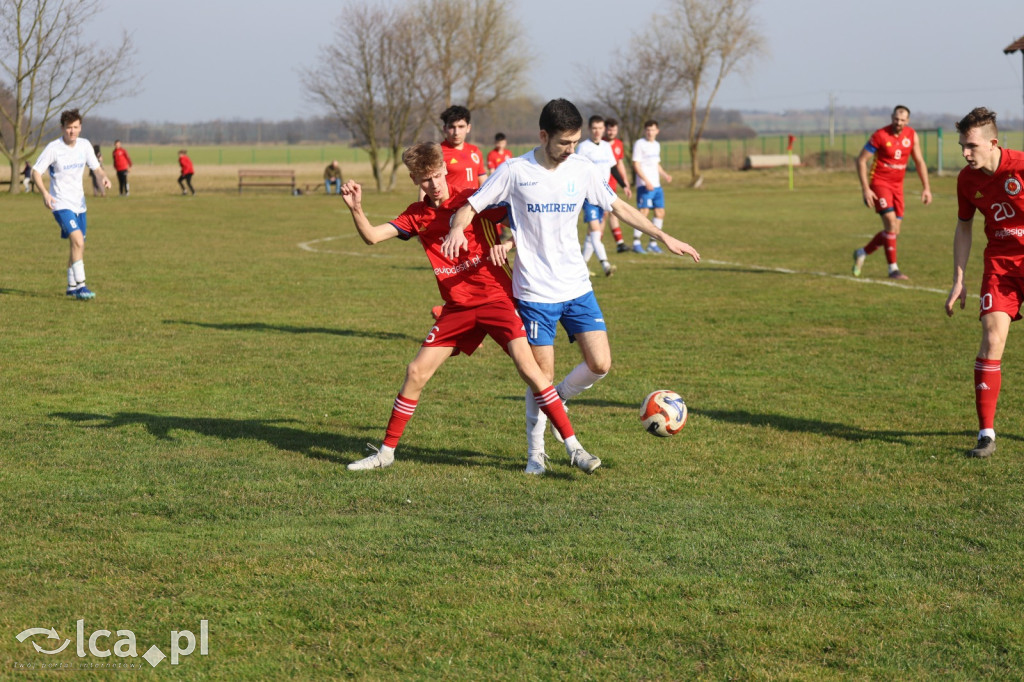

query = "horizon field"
(1, 166), (1023, 678)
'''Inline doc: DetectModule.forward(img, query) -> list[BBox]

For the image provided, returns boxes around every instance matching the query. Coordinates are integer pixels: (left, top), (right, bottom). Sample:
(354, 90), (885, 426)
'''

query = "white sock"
(591, 232), (608, 262)
(377, 444), (395, 463)
(525, 389), (546, 456)
(652, 217), (664, 229)
(633, 229), (643, 242)
(581, 235), (594, 262)
(979, 429), (995, 440)
(67, 267), (76, 288)
(71, 260), (86, 286)
(889, 262), (899, 274)
(563, 435), (580, 454)
(556, 362), (607, 401)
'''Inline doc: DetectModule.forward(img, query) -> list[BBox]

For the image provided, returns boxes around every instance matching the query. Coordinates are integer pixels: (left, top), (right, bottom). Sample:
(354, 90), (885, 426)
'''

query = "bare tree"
(0, 0), (135, 193)
(579, 28), (687, 152)
(303, 3), (439, 191)
(669, 0), (765, 185)
(416, 0), (528, 124)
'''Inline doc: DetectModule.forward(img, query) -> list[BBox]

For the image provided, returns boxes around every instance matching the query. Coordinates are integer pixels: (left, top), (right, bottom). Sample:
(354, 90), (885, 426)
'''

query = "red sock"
(611, 225), (623, 243)
(383, 394), (417, 448)
(534, 386), (574, 439)
(974, 358), (1001, 431)
(884, 232), (897, 265)
(863, 231), (886, 255)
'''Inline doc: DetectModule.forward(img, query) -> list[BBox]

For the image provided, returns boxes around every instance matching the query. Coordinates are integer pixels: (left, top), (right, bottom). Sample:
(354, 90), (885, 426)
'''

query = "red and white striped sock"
(534, 386), (574, 440)
(383, 394), (418, 448)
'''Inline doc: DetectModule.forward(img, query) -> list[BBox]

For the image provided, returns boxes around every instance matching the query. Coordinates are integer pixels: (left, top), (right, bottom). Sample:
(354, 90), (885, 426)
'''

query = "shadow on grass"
(163, 319), (416, 341)
(50, 412), (527, 472)
(694, 408), (995, 448)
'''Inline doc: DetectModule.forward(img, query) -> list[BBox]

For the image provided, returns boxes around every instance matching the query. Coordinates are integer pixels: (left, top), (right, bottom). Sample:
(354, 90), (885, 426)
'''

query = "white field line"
(703, 258), (962, 297)
(297, 236), (968, 299)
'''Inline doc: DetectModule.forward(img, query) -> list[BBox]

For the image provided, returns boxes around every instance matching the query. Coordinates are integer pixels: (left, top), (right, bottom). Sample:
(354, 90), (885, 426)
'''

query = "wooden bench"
(238, 169), (295, 193)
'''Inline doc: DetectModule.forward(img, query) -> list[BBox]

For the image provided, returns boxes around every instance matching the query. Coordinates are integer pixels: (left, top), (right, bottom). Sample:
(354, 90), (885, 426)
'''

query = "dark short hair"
(494, 132), (507, 142)
(956, 107), (998, 136)
(644, 120), (659, 128)
(588, 115), (605, 127)
(539, 99), (583, 136)
(440, 105), (471, 127)
(604, 117), (619, 128)
(60, 109), (82, 127)
(893, 105), (911, 117)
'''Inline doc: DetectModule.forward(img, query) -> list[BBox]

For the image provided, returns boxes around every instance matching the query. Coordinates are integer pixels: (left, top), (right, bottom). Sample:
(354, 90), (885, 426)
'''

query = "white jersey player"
(576, 115), (630, 276)
(443, 99), (700, 475)
(631, 120), (672, 253)
(31, 109), (110, 299)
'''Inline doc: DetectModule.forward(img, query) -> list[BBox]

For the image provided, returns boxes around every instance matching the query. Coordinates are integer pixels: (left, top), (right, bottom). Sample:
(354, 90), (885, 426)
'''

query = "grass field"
(2, 164), (1023, 679)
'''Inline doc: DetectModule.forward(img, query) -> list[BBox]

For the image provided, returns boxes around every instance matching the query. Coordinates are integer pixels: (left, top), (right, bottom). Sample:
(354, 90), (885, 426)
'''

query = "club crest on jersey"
(901, 138), (911, 148)
(1005, 177), (1022, 196)
(566, 181), (581, 197)
(471, 152), (480, 164)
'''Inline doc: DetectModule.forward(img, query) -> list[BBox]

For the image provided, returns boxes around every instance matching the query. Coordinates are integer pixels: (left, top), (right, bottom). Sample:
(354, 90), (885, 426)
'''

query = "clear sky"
(92, 0), (1024, 126)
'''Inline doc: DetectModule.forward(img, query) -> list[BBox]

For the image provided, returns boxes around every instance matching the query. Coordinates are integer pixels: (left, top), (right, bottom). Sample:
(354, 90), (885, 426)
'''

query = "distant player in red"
(487, 132), (513, 173)
(603, 118), (630, 251)
(340, 141), (597, 472)
(852, 105), (932, 280)
(439, 104), (487, 195)
(945, 107), (1024, 458)
(177, 149), (195, 195)
(112, 139), (132, 196)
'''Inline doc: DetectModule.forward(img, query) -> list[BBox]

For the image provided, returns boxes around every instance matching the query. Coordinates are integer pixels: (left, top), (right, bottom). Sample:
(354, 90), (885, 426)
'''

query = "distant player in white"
(632, 120), (672, 254)
(32, 109), (110, 300)
(443, 99), (700, 475)
(576, 115), (631, 277)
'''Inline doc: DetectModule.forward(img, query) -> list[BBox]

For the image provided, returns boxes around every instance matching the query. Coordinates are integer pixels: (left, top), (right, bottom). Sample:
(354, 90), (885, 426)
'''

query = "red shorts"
(871, 182), (904, 217)
(423, 298), (526, 356)
(979, 272), (1024, 321)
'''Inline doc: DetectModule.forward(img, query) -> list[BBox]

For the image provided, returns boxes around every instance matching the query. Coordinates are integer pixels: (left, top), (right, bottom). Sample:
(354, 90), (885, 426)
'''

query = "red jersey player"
(487, 132), (513, 173)
(340, 141), (598, 473)
(603, 118), (630, 252)
(852, 105), (932, 280)
(439, 105), (487, 195)
(946, 107), (1024, 458)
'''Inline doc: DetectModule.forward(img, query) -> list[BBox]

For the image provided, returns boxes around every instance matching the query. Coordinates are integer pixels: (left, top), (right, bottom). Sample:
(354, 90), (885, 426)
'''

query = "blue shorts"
(636, 186), (665, 210)
(582, 200), (605, 224)
(516, 291), (606, 346)
(53, 210), (87, 239)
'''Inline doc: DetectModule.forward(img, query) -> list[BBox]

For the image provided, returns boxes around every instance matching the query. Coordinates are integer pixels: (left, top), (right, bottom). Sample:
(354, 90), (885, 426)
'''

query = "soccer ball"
(640, 390), (687, 437)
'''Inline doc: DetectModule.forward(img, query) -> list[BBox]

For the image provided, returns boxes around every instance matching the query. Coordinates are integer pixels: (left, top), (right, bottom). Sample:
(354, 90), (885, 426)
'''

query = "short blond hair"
(402, 142), (444, 179)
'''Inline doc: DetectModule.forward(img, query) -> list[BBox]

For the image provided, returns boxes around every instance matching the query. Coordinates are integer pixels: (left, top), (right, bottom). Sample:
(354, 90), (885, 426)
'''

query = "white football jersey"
(631, 137), (662, 189)
(576, 138), (617, 177)
(33, 136), (100, 213)
(469, 149), (616, 304)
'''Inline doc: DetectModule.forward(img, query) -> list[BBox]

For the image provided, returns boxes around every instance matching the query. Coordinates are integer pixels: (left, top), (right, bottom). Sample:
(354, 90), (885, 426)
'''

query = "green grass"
(2, 168), (1023, 679)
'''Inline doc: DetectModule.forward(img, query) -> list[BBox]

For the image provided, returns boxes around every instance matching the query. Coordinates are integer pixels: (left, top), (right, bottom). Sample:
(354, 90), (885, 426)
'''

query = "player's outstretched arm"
(340, 180), (399, 245)
(441, 203), (478, 258)
(945, 219), (973, 317)
(611, 198), (699, 263)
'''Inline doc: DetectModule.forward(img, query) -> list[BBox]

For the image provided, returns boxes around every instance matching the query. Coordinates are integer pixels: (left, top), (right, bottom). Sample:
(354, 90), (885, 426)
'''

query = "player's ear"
(539, 130), (548, 146)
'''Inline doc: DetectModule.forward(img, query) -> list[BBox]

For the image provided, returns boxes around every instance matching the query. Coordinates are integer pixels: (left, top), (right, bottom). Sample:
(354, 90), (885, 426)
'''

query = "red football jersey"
(607, 138), (624, 190)
(389, 188), (510, 306)
(866, 124), (916, 186)
(957, 147), (1024, 277)
(441, 140), (487, 194)
(487, 147), (513, 172)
